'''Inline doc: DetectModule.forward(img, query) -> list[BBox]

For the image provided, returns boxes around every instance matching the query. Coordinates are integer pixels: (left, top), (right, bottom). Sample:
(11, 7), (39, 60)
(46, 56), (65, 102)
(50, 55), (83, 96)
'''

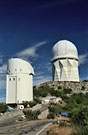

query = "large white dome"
(7, 58), (34, 75)
(51, 40), (78, 62)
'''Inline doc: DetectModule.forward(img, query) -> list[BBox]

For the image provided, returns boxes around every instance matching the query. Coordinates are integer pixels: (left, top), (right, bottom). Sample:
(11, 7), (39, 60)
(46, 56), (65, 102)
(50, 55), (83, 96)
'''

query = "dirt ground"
(46, 124), (75, 135)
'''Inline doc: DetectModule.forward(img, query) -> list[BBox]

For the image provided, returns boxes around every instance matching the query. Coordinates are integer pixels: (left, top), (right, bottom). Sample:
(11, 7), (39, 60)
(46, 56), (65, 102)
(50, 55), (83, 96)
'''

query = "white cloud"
(33, 62), (52, 86)
(34, 75), (51, 86)
(0, 80), (6, 90)
(0, 97), (6, 103)
(0, 64), (7, 74)
(79, 53), (88, 66)
(16, 41), (47, 60)
(0, 64), (6, 93)
(0, 54), (4, 64)
(0, 41), (48, 91)
(0, 57), (3, 64)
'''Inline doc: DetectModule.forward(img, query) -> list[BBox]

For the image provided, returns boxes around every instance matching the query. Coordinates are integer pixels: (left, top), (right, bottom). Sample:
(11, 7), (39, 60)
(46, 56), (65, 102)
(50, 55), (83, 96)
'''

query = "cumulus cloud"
(16, 41), (47, 60)
(0, 41), (48, 92)
(79, 53), (88, 66)
(0, 64), (7, 74)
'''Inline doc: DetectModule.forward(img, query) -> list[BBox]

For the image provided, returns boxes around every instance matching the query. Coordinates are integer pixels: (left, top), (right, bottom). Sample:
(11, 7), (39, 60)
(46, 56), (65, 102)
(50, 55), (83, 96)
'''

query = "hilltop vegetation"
(33, 85), (72, 98)
(33, 83), (88, 135)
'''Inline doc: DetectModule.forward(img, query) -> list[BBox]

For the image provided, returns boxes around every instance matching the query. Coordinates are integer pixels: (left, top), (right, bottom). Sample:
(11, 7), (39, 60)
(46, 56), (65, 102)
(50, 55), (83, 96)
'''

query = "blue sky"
(0, 0), (88, 102)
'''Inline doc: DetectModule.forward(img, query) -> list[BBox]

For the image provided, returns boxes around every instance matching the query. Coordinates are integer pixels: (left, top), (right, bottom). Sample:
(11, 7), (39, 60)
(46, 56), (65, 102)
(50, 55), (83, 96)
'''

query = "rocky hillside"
(36, 81), (88, 94)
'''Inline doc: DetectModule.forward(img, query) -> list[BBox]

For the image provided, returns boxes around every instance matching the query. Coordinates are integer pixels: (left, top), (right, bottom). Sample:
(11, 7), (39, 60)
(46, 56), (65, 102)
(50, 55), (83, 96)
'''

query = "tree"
(0, 103), (8, 113)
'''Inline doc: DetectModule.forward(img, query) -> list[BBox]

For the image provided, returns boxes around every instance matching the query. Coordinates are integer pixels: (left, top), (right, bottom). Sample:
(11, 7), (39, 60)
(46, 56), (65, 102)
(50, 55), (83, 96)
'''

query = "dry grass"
(47, 124), (75, 135)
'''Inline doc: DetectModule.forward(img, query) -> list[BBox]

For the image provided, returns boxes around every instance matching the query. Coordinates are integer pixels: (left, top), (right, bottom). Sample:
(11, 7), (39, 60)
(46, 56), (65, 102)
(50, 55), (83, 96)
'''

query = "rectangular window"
(13, 78), (15, 81)
(9, 78), (11, 81)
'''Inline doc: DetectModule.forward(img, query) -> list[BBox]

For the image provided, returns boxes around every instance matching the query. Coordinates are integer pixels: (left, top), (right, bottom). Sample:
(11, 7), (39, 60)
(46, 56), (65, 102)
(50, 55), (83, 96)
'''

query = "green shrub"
(76, 126), (88, 135)
(22, 101), (29, 108)
(22, 101), (37, 108)
(33, 87), (48, 97)
(34, 97), (41, 104)
(63, 88), (72, 94)
(64, 103), (79, 113)
(41, 91), (48, 97)
(23, 110), (41, 120)
(70, 105), (88, 126)
(47, 112), (55, 119)
(0, 103), (8, 113)
(33, 88), (41, 97)
(48, 104), (63, 116)
(29, 101), (37, 107)
(61, 95), (70, 102)
(58, 86), (62, 89)
(54, 90), (62, 97)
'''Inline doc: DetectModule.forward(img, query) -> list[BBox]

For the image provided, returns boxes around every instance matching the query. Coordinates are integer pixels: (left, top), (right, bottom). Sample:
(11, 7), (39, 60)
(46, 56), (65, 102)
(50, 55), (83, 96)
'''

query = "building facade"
(51, 40), (79, 82)
(6, 58), (34, 104)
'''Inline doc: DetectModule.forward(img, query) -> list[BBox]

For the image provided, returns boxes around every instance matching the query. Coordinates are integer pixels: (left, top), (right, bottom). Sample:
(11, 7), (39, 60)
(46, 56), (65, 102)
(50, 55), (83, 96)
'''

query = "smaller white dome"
(7, 58), (34, 75)
(51, 40), (78, 62)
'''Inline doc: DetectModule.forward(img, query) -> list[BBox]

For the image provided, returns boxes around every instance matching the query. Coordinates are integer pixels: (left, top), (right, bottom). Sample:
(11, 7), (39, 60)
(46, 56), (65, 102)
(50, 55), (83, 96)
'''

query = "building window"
(13, 78), (15, 81)
(9, 78), (11, 81)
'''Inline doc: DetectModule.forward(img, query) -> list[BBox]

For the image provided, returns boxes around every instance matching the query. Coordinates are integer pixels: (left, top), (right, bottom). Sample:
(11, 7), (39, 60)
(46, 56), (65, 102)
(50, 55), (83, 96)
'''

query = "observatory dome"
(7, 58), (34, 75)
(51, 40), (78, 62)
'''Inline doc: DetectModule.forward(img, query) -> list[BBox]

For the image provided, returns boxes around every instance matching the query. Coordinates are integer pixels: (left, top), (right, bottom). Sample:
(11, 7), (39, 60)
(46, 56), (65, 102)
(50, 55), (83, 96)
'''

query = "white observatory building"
(6, 58), (34, 104)
(51, 40), (79, 82)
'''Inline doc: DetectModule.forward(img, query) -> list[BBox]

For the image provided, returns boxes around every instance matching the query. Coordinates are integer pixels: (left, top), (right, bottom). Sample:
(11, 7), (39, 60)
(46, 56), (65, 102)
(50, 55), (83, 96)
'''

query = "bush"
(48, 104), (63, 116)
(22, 101), (37, 108)
(54, 90), (62, 97)
(29, 101), (37, 107)
(47, 112), (55, 119)
(33, 88), (41, 97)
(70, 105), (88, 126)
(0, 103), (8, 113)
(22, 98), (41, 108)
(76, 126), (88, 135)
(33, 87), (49, 97)
(61, 95), (70, 102)
(22, 101), (29, 108)
(58, 86), (62, 89)
(23, 110), (41, 120)
(63, 88), (72, 94)
(34, 97), (41, 104)
(41, 91), (48, 97)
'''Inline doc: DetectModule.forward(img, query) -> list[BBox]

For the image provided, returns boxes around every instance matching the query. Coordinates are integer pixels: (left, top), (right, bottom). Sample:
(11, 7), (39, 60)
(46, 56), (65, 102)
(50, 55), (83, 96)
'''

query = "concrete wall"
(6, 74), (33, 104)
(52, 58), (79, 82)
